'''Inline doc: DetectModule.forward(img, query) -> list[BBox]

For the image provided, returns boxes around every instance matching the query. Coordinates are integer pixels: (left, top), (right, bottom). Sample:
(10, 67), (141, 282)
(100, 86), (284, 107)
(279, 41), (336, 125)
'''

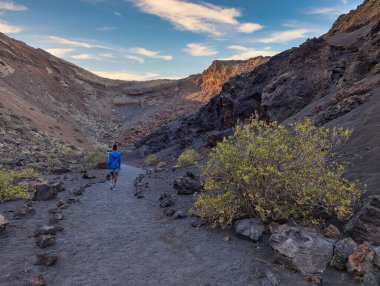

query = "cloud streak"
(48, 36), (107, 49)
(0, 21), (22, 33)
(45, 48), (75, 57)
(132, 0), (262, 36)
(0, 1), (27, 11)
(223, 45), (278, 60)
(257, 29), (309, 43)
(183, 43), (217, 56)
(125, 55), (145, 63)
(129, 47), (173, 60)
(92, 70), (160, 81)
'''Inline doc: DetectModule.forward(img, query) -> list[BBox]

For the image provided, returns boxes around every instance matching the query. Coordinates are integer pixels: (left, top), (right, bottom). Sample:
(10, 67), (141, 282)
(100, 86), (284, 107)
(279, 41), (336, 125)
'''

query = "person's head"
(112, 144), (117, 151)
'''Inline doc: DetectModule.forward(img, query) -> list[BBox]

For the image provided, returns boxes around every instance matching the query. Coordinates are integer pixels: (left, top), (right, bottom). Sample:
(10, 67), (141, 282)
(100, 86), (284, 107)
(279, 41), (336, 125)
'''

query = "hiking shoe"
(113, 187), (117, 191)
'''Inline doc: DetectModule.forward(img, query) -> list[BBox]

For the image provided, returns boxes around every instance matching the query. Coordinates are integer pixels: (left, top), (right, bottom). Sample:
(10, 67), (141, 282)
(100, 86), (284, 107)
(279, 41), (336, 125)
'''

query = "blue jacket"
(108, 151), (121, 169)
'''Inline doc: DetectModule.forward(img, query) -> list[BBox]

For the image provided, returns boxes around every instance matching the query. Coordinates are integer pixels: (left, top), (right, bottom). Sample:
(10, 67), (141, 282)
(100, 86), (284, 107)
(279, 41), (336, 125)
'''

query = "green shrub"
(84, 147), (107, 168)
(176, 149), (201, 168)
(156, 161), (167, 171)
(144, 154), (159, 166)
(194, 117), (363, 227)
(0, 168), (39, 202)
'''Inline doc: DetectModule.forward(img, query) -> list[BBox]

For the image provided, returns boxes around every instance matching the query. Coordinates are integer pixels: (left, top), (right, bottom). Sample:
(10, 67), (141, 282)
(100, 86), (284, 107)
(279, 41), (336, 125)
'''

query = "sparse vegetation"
(194, 117), (363, 227)
(0, 168), (39, 202)
(144, 154), (159, 166)
(176, 149), (201, 168)
(84, 147), (107, 168)
(156, 161), (167, 171)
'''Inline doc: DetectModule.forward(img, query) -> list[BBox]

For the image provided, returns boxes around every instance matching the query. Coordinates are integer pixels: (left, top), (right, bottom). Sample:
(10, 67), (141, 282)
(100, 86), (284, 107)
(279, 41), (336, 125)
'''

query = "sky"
(0, 0), (363, 81)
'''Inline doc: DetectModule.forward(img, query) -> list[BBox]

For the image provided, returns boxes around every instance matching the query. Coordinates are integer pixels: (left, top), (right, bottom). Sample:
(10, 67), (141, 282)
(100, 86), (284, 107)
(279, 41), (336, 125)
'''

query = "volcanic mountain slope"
(115, 57), (269, 145)
(135, 0), (380, 196)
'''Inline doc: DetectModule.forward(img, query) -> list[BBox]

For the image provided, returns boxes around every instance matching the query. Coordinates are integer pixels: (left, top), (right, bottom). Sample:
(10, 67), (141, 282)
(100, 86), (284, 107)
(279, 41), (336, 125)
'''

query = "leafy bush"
(84, 147), (107, 168)
(176, 149), (201, 168)
(194, 117), (363, 227)
(0, 168), (39, 202)
(144, 154), (159, 166)
(156, 161), (167, 171)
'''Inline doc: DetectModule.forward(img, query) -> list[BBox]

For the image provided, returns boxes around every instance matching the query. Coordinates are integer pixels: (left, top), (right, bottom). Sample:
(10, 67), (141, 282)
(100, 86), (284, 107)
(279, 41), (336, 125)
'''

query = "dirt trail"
(1, 165), (353, 285)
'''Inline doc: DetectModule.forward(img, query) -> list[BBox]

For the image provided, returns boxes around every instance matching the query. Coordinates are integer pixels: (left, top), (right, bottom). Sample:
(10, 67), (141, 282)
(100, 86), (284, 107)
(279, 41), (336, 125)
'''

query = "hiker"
(108, 144), (121, 191)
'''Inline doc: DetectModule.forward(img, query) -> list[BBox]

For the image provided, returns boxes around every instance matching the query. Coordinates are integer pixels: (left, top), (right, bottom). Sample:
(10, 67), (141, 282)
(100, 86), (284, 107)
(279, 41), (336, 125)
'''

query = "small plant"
(156, 161), (167, 171)
(0, 168), (39, 202)
(194, 117), (363, 227)
(84, 147), (107, 168)
(144, 154), (159, 166)
(14, 126), (29, 136)
(176, 149), (201, 168)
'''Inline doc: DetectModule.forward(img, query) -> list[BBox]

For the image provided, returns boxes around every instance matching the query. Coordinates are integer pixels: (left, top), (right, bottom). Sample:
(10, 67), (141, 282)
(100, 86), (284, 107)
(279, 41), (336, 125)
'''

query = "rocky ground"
(2, 160), (378, 286)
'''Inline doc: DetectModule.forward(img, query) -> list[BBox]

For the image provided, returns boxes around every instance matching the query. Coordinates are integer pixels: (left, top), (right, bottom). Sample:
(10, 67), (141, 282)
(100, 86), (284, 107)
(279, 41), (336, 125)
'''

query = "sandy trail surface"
(1, 165), (353, 286)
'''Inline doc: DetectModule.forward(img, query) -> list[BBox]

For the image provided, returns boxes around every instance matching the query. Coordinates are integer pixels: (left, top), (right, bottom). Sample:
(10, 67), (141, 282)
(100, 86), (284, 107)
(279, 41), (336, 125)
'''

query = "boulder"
(173, 211), (185, 219)
(269, 225), (334, 274)
(360, 272), (379, 286)
(34, 225), (63, 237)
(234, 219), (265, 242)
(36, 235), (56, 248)
(323, 224), (341, 240)
(14, 202), (36, 219)
(95, 162), (107, 169)
(173, 171), (201, 195)
(50, 182), (64, 193)
(160, 198), (174, 208)
(347, 242), (375, 274)
(164, 208), (176, 217)
(330, 238), (357, 270)
(52, 166), (70, 174)
(36, 253), (58, 266)
(191, 217), (207, 228)
(374, 246), (380, 268)
(29, 274), (45, 286)
(345, 196), (380, 245)
(33, 184), (58, 201)
(0, 214), (9, 231)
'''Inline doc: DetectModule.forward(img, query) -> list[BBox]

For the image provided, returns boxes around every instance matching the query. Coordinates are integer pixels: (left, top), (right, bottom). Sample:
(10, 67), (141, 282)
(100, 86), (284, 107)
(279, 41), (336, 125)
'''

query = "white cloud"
(99, 53), (114, 58)
(45, 48), (74, 57)
(132, 0), (262, 36)
(48, 36), (107, 49)
(183, 43), (217, 57)
(0, 1), (27, 11)
(125, 55), (145, 63)
(70, 53), (115, 61)
(306, 3), (358, 16)
(114, 11), (122, 17)
(96, 26), (116, 31)
(238, 23), (263, 33)
(92, 70), (160, 81)
(257, 29), (309, 44)
(129, 47), (173, 60)
(0, 21), (22, 33)
(342, 0), (348, 4)
(223, 45), (278, 60)
(71, 54), (96, 60)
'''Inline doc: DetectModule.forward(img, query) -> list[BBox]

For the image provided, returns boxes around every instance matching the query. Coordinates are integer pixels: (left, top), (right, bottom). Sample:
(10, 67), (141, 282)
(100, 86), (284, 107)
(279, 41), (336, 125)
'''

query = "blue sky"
(0, 0), (363, 80)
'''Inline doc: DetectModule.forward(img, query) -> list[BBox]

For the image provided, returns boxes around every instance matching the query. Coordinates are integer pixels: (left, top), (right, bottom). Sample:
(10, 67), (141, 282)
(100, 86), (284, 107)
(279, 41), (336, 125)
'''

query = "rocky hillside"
(135, 0), (380, 196)
(115, 57), (269, 145)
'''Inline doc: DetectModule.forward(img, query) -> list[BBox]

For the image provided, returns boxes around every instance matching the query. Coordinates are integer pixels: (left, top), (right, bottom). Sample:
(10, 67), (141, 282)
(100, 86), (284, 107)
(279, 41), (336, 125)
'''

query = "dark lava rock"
(345, 196), (380, 245)
(360, 272), (379, 286)
(36, 235), (56, 248)
(374, 246), (380, 267)
(323, 224), (341, 240)
(164, 208), (176, 217)
(0, 214), (9, 231)
(173, 211), (185, 219)
(95, 162), (107, 169)
(191, 217), (207, 228)
(50, 182), (64, 193)
(52, 166), (70, 174)
(34, 225), (63, 237)
(33, 184), (58, 201)
(330, 238), (357, 270)
(13, 202), (36, 219)
(206, 130), (232, 148)
(36, 253), (58, 266)
(347, 241), (375, 275)
(234, 218), (265, 242)
(173, 171), (201, 195)
(159, 192), (171, 201)
(83, 173), (96, 179)
(160, 198), (174, 208)
(269, 225), (333, 274)
(29, 273), (46, 286)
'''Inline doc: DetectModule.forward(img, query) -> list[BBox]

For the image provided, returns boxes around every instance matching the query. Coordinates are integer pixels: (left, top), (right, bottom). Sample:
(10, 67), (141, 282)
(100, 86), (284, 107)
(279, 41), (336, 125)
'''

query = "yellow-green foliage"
(156, 161), (167, 171)
(194, 117), (363, 227)
(0, 168), (39, 202)
(176, 149), (201, 168)
(84, 147), (107, 168)
(144, 154), (159, 166)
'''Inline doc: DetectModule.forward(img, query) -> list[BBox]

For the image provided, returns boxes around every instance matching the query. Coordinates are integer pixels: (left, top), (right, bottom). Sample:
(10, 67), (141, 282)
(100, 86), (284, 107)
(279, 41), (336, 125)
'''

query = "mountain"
(135, 0), (380, 196)
(0, 32), (267, 162)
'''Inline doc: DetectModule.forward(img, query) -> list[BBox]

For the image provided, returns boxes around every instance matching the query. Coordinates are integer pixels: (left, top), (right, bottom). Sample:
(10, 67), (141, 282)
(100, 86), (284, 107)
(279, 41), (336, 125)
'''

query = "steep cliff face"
(136, 1), (380, 196)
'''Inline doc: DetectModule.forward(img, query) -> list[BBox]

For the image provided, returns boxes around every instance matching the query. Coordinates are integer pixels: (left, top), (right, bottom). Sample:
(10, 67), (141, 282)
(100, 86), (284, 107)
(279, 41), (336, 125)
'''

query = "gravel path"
(1, 165), (354, 285)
